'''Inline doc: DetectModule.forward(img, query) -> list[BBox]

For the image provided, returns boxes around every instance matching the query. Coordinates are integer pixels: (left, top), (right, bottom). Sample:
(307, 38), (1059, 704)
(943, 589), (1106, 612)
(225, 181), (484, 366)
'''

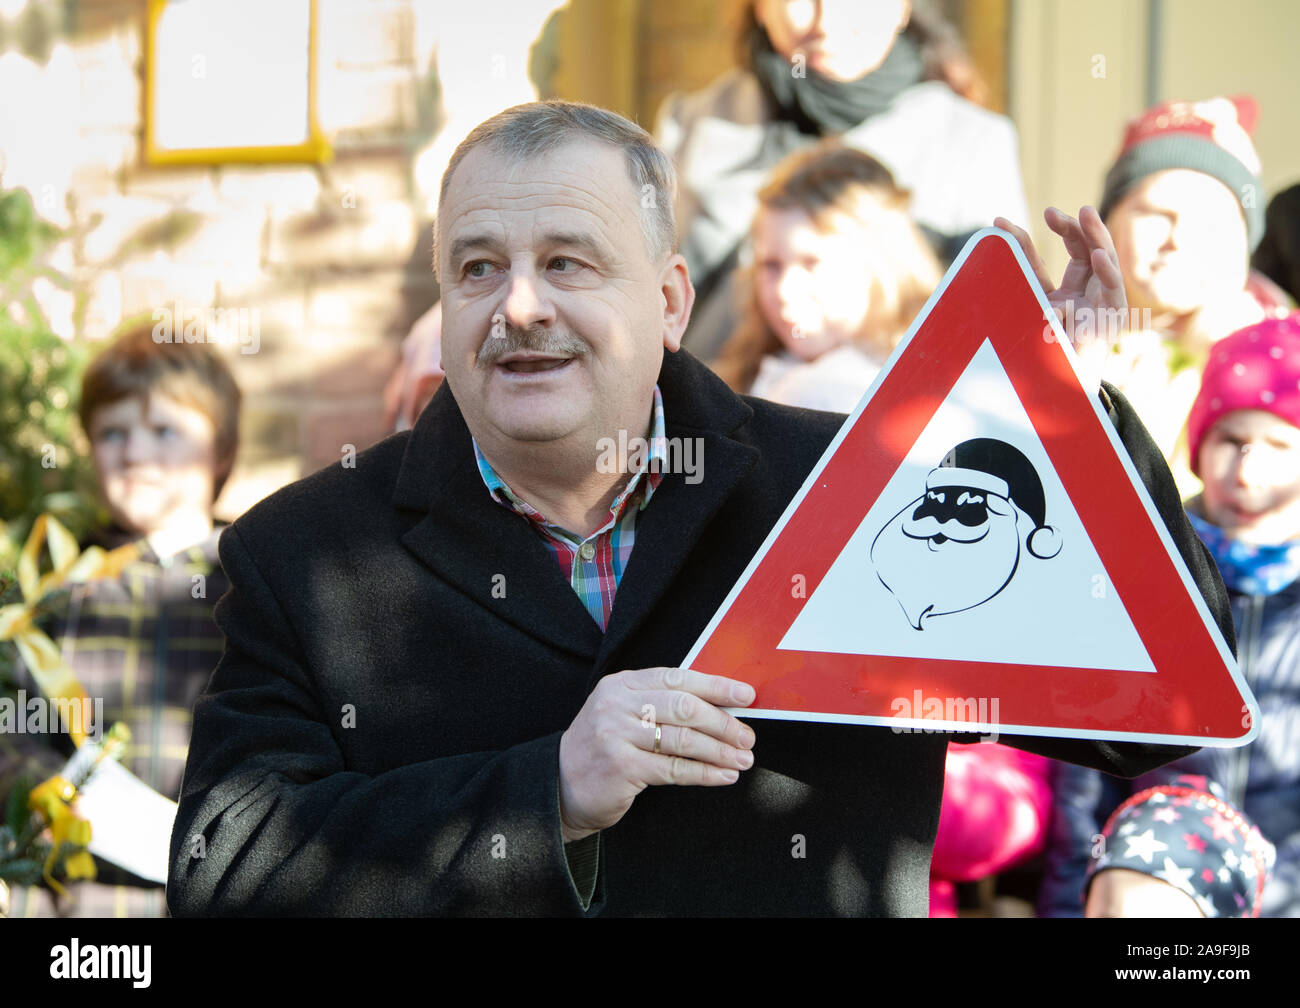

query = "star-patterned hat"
(1085, 775), (1275, 918)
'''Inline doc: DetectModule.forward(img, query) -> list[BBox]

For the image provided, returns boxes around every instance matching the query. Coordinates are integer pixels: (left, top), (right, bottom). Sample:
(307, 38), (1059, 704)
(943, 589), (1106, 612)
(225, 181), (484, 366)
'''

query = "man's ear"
(660, 253), (694, 353)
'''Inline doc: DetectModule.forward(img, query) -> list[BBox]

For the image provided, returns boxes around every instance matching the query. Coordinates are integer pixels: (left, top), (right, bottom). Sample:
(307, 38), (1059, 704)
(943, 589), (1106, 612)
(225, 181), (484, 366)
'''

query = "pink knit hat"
(1187, 313), (1300, 475)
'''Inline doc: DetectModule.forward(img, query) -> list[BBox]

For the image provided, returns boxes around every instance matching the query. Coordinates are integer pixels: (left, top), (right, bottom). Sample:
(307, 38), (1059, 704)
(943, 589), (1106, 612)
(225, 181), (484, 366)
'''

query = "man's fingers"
(1044, 206), (1090, 259)
(1080, 207), (1126, 301)
(628, 720), (756, 788)
(654, 722), (754, 772)
(1079, 205), (1117, 256)
(626, 666), (756, 708)
(996, 215), (1056, 295)
(643, 754), (741, 787)
(1091, 247), (1125, 299)
(637, 688), (756, 749)
(562, 668), (760, 835)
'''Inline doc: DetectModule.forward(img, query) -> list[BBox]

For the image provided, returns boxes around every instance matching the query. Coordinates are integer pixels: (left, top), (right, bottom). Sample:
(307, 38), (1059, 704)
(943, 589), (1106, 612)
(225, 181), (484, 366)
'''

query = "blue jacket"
(1038, 575), (1300, 917)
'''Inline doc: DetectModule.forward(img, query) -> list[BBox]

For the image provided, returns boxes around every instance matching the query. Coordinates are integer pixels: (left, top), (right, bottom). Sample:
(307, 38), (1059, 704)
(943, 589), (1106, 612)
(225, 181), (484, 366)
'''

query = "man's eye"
(465, 261), (494, 278)
(550, 257), (580, 272)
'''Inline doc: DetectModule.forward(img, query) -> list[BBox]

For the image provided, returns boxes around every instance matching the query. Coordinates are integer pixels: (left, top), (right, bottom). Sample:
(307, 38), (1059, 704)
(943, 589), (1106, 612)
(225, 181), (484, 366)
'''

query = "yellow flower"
(27, 776), (75, 822)
(1, 514), (138, 747)
(29, 773), (99, 894)
(62, 849), (97, 882)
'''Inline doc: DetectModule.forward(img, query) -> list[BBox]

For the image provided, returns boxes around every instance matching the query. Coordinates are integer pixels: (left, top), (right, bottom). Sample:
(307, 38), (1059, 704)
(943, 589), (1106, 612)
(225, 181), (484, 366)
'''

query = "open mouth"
(495, 354), (572, 375)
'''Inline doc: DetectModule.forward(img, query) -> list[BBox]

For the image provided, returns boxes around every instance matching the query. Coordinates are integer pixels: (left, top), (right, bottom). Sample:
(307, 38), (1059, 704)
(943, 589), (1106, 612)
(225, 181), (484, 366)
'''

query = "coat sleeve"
(166, 523), (602, 917)
(995, 383), (1237, 779)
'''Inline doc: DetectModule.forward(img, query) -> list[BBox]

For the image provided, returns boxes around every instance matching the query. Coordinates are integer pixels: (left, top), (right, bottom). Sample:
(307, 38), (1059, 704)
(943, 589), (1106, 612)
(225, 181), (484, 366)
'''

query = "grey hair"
(434, 101), (677, 276)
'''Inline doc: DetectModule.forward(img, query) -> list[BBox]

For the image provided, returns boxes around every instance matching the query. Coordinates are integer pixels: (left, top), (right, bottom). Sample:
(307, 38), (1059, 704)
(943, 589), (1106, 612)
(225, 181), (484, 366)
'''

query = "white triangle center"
(779, 339), (1156, 673)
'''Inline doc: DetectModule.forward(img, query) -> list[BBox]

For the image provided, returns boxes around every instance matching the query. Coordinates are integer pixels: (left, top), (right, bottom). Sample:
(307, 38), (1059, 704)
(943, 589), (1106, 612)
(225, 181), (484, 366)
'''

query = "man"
(167, 102), (1231, 916)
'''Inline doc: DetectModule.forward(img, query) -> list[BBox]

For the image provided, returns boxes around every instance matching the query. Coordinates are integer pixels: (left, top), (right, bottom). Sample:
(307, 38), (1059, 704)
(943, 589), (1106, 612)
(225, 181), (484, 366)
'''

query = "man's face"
(1199, 409), (1300, 545)
(1107, 169), (1249, 321)
(753, 207), (873, 361)
(437, 139), (689, 453)
(89, 392), (218, 537)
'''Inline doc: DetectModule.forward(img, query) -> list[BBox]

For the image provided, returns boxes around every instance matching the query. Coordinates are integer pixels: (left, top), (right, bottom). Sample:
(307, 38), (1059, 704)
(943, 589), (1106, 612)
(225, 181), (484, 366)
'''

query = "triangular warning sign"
(684, 229), (1258, 746)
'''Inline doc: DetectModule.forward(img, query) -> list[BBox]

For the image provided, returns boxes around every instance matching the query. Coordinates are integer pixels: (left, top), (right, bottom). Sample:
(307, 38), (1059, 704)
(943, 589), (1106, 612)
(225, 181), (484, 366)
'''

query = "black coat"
(167, 349), (1233, 916)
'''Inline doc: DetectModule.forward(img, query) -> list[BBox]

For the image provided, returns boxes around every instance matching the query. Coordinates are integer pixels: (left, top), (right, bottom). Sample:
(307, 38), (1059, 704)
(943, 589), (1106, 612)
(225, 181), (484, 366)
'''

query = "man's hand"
(558, 667), (757, 843)
(995, 206), (1128, 396)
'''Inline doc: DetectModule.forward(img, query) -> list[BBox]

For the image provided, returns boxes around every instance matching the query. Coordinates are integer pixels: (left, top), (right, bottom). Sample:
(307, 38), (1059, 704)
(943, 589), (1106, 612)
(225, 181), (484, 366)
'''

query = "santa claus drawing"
(871, 438), (1062, 630)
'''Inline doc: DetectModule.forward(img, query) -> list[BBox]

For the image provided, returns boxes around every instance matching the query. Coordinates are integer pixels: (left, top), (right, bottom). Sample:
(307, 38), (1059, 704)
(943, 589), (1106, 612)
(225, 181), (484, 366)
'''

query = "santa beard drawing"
(870, 439), (1061, 630)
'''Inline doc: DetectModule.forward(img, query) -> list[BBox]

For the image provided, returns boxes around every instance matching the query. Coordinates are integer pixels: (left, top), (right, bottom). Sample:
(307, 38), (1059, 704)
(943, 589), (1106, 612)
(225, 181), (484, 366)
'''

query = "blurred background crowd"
(1, 0), (1298, 918)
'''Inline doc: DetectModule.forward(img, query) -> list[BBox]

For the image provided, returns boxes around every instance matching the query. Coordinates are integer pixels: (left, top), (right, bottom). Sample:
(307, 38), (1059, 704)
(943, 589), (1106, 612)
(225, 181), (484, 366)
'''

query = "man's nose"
(499, 268), (556, 330)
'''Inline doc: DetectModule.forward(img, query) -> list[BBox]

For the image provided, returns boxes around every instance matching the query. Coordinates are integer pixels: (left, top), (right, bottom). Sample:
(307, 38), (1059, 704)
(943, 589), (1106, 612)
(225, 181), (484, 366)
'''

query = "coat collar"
(392, 349), (760, 665)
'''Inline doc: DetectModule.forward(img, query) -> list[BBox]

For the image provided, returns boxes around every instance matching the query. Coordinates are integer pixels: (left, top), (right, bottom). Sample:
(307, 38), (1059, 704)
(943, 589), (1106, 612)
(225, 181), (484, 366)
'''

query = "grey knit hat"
(1099, 96), (1264, 251)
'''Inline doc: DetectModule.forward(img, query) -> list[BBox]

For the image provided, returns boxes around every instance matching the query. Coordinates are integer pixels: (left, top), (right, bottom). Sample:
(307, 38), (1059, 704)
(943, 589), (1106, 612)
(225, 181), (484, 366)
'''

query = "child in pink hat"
(1187, 314), (1300, 565)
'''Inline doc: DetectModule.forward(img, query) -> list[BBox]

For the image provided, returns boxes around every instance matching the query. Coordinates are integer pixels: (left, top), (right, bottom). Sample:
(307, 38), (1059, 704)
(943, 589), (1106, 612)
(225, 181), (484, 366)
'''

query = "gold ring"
(653, 724), (662, 754)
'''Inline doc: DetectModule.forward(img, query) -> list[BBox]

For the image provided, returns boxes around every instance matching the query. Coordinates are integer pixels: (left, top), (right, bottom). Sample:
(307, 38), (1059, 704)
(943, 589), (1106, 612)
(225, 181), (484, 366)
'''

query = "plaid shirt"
(9, 526), (228, 918)
(473, 386), (667, 631)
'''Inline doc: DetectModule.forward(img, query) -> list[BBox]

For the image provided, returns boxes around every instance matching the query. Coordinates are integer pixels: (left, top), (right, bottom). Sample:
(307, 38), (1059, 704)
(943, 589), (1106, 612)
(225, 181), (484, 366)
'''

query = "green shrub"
(0, 186), (101, 548)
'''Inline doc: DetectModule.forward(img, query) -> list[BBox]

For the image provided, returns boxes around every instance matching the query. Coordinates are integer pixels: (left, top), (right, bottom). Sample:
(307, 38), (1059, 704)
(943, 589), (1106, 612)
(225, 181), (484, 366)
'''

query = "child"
(10, 324), (241, 917)
(713, 141), (941, 411)
(1040, 314), (1300, 917)
(1096, 96), (1289, 474)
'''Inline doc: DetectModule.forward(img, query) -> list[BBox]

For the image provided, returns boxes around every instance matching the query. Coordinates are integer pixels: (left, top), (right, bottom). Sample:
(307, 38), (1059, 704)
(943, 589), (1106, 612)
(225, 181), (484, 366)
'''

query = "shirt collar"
(473, 385), (667, 531)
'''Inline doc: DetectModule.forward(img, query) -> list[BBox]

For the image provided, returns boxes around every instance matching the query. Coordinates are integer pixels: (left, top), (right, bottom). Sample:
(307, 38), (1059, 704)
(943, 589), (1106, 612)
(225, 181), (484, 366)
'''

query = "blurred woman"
(714, 141), (940, 412)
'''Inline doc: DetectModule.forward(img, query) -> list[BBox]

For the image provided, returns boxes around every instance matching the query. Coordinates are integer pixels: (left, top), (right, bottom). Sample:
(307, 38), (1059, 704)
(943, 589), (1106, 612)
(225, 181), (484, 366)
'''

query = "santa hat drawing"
(932, 438), (1062, 559)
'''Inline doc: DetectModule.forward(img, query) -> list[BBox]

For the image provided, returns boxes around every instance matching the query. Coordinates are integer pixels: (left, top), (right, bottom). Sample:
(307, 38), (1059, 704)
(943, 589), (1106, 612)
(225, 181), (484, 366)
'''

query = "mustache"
(901, 514), (990, 544)
(476, 322), (590, 367)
